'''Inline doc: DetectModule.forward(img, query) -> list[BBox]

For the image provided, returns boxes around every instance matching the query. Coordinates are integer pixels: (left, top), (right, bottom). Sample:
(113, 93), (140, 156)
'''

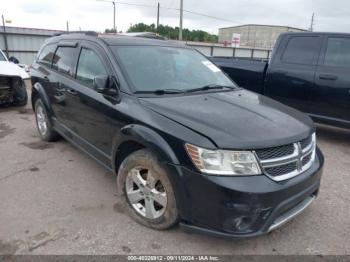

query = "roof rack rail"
(53, 31), (98, 37)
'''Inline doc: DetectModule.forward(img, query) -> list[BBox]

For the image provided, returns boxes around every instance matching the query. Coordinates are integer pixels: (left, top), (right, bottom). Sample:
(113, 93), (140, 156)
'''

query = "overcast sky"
(2, 0), (350, 34)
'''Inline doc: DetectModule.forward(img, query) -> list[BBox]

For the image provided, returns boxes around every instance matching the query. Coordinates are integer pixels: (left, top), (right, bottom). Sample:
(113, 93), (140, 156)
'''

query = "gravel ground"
(0, 97), (349, 256)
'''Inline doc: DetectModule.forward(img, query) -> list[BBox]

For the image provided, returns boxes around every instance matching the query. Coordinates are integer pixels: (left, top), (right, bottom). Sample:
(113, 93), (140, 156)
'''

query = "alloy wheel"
(125, 167), (167, 219)
(36, 105), (48, 136)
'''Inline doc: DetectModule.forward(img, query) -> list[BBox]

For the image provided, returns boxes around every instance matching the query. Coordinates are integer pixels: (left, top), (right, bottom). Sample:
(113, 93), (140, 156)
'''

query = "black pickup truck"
(212, 32), (350, 129)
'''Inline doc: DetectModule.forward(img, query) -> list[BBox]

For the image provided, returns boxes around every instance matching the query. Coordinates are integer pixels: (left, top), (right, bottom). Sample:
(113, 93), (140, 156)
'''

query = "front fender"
(112, 124), (180, 168)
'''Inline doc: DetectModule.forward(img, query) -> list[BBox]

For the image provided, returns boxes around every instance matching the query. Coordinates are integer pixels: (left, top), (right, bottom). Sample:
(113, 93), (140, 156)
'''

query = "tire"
(117, 149), (179, 230)
(34, 99), (60, 142)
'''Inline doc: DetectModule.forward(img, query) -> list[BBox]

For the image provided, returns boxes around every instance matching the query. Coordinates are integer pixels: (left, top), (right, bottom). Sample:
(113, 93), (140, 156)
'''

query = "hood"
(139, 90), (314, 149)
(0, 61), (30, 79)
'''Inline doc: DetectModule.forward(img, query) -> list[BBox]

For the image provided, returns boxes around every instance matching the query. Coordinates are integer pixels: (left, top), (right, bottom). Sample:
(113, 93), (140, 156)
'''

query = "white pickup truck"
(0, 49), (29, 106)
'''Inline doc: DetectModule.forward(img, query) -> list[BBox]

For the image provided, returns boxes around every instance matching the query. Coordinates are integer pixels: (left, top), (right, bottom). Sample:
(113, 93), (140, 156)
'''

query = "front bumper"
(169, 147), (324, 238)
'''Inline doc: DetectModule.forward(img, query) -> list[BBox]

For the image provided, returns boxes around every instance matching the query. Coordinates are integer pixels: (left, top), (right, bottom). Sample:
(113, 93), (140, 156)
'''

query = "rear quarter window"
(324, 37), (350, 67)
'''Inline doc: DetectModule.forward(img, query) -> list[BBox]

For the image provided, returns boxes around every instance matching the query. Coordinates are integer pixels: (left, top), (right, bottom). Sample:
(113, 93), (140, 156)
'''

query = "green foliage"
(105, 28), (117, 33)
(127, 23), (218, 43)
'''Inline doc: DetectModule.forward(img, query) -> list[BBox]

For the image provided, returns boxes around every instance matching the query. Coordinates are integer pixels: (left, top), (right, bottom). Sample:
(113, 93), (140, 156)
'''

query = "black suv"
(31, 32), (324, 238)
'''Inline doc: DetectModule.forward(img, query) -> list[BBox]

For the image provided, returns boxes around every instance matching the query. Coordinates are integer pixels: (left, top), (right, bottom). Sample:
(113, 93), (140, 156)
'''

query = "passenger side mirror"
(93, 75), (120, 98)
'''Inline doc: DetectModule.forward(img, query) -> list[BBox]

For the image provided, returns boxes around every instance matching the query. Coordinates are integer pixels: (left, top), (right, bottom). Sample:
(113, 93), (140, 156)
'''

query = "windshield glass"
(112, 46), (236, 92)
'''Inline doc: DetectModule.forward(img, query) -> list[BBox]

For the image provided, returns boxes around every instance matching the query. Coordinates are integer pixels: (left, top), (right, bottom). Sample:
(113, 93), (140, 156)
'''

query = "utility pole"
(66, 21), (69, 32)
(179, 0), (183, 40)
(112, 1), (116, 32)
(157, 2), (160, 31)
(309, 13), (315, 32)
(1, 15), (9, 57)
(96, 1), (117, 33)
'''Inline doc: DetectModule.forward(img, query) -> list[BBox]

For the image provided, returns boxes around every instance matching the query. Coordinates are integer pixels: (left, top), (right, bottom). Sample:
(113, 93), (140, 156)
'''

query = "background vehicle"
(30, 32), (323, 238)
(0, 49), (29, 106)
(211, 32), (350, 129)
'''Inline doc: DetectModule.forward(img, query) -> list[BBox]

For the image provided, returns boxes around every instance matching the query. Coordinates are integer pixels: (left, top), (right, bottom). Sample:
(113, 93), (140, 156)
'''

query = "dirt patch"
(20, 116), (30, 121)
(0, 240), (19, 255)
(17, 108), (33, 115)
(29, 167), (39, 172)
(19, 141), (54, 150)
(121, 245), (131, 253)
(151, 243), (161, 250)
(72, 204), (105, 212)
(0, 123), (16, 139)
(113, 202), (125, 214)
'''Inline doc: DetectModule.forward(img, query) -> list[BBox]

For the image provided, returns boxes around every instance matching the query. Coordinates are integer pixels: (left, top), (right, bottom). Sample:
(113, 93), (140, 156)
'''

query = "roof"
(219, 24), (306, 31)
(45, 32), (186, 47)
(280, 31), (350, 36)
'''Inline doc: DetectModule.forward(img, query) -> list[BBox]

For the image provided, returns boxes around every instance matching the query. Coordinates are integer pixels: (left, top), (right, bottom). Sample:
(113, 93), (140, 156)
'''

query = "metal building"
(0, 26), (62, 65)
(219, 24), (306, 49)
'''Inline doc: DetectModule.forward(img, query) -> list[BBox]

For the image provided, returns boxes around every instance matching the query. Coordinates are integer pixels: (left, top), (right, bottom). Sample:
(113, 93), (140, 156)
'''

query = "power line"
(100, 1), (241, 24)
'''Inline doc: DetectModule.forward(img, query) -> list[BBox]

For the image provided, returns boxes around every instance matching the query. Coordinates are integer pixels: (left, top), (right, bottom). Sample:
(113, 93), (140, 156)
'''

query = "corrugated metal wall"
(0, 26), (271, 65)
(0, 26), (62, 65)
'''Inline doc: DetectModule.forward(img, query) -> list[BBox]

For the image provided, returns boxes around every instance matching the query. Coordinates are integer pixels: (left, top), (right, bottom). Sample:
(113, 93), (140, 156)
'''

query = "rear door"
(314, 36), (350, 125)
(264, 35), (323, 114)
(50, 42), (80, 129)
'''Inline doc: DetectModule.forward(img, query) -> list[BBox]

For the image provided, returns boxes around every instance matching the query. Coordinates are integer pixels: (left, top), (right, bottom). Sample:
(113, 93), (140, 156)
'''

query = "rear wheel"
(34, 99), (59, 142)
(117, 149), (179, 230)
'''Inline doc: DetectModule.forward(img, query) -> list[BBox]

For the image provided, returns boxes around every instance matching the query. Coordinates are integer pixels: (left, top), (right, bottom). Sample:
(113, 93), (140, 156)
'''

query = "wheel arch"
(31, 82), (53, 117)
(112, 124), (180, 175)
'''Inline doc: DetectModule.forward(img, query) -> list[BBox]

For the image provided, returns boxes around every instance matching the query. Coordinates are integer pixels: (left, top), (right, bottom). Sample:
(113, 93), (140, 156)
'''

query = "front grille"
(256, 134), (316, 181)
(255, 144), (294, 160)
(264, 162), (297, 177)
(300, 136), (312, 150)
(0, 77), (13, 105)
(302, 153), (312, 166)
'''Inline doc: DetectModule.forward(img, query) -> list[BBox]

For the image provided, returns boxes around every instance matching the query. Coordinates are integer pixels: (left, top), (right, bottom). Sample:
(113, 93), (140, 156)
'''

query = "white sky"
(2, 0), (350, 34)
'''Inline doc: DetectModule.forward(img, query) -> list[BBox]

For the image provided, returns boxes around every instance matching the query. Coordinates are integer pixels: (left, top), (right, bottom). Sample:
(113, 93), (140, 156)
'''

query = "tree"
(127, 23), (218, 43)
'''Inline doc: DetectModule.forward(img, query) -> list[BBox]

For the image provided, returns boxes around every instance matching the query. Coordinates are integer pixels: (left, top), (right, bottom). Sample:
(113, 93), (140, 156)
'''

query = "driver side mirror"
(93, 75), (120, 98)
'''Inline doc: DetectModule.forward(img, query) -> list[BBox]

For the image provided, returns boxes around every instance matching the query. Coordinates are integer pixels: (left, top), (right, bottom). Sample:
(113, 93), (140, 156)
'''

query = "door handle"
(319, 74), (338, 80)
(43, 76), (50, 81)
(66, 89), (78, 96)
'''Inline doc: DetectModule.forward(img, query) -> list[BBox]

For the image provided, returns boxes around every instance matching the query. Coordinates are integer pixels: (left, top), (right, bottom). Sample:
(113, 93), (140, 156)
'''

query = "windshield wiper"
(134, 89), (185, 95)
(185, 84), (237, 93)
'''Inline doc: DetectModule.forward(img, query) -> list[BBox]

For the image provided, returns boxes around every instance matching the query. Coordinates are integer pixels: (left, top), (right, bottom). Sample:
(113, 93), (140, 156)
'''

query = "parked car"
(211, 32), (350, 129)
(30, 32), (323, 238)
(0, 49), (29, 106)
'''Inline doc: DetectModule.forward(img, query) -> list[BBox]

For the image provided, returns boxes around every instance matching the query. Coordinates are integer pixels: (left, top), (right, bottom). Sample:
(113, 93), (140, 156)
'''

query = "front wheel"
(117, 149), (179, 230)
(34, 99), (59, 142)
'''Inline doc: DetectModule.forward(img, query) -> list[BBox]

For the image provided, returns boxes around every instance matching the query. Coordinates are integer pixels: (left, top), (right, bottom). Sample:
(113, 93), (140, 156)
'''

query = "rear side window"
(37, 44), (56, 66)
(76, 48), (107, 87)
(52, 47), (77, 76)
(324, 37), (350, 67)
(281, 36), (320, 65)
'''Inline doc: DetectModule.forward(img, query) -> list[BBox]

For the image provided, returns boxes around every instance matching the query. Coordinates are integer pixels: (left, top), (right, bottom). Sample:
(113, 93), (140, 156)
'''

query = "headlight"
(185, 144), (261, 176)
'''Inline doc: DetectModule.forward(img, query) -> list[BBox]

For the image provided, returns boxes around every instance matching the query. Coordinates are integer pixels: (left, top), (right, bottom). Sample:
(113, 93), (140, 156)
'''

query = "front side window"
(112, 46), (235, 92)
(52, 47), (77, 76)
(76, 48), (107, 86)
(37, 44), (56, 66)
(282, 36), (320, 65)
(324, 37), (350, 67)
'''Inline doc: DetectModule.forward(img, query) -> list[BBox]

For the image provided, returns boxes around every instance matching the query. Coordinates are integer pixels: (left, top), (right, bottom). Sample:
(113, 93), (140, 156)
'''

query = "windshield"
(0, 51), (7, 61)
(112, 46), (236, 93)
